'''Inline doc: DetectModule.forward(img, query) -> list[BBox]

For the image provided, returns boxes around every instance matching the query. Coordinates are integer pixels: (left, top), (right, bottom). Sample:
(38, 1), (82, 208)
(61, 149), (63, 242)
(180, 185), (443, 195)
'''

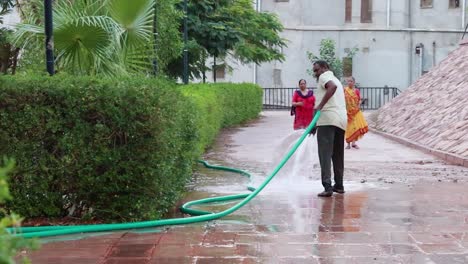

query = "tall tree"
(307, 38), (343, 80)
(167, 0), (286, 82)
(226, 0), (286, 65)
(13, 0), (182, 76)
(0, 0), (20, 74)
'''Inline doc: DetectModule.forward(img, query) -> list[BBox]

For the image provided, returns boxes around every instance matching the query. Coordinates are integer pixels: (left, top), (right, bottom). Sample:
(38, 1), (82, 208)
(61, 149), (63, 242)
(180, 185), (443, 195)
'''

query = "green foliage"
(0, 0), (14, 16)
(345, 46), (359, 58)
(14, 0), (182, 76)
(168, 0), (286, 81)
(0, 0), (21, 75)
(307, 38), (343, 79)
(0, 160), (39, 264)
(183, 83), (263, 154)
(0, 75), (262, 221)
(307, 39), (360, 80)
(153, 0), (183, 74)
(226, 0), (286, 64)
(0, 75), (198, 220)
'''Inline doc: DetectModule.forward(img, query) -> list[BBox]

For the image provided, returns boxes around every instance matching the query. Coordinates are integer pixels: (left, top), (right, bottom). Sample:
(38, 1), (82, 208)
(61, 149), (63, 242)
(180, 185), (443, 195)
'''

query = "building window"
(214, 65), (225, 79)
(273, 69), (282, 88)
(449, 0), (460, 8)
(420, 0), (433, 8)
(345, 0), (352, 22)
(360, 0), (372, 23)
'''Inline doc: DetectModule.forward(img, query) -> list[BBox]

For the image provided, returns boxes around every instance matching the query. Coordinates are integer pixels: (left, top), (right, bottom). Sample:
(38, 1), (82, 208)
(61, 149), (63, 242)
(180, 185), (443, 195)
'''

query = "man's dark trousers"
(317, 126), (345, 192)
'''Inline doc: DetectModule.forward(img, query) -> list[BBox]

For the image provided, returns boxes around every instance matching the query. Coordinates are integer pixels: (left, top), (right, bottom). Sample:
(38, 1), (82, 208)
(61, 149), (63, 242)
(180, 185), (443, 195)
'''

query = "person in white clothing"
(311, 60), (348, 197)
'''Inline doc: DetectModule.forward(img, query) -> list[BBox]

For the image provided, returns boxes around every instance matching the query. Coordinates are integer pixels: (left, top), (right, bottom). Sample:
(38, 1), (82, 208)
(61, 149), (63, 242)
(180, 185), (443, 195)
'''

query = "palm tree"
(14, 0), (158, 76)
(0, 0), (20, 74)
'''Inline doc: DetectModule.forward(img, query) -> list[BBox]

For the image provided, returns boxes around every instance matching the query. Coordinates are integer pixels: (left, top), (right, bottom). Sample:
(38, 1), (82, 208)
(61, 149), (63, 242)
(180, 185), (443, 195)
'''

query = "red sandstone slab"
(108, 244), (155, 258)
(152, 244), (192, 258)
(196, 257), (258, 264)
(149, 257), (194, 264)
(103, 258), (148, 264)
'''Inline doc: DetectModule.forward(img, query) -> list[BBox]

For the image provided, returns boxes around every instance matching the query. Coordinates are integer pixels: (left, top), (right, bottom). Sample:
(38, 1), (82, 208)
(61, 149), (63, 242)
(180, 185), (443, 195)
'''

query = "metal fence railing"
(263, 86), (400, 110)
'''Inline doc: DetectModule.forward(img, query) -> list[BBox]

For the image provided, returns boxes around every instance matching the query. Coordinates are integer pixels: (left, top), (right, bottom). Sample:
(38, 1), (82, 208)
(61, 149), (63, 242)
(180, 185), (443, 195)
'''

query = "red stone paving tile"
(423, 225), (468, 233)
(317, 232), (389, 244)
(450, 233), (466, 240)
(158, 232), (204, 245)
(239, 258), (260, 264)
(236, 234), (261, 244)
(196, 257), (258, 264)
(360, 225), (405, 232)
(38, 242), (111, 251)
(409, 232), (457, 244)
(378, 244), (421, 255)
(317, 257), (353, 264)
(310, 244), (342, 258)
(271, 234), (317, 244)
(28, 247), (109, 258)
(350, 257), (406, 264)
(213, 224), (257, 232)
(428, 254), (468, 264)
(203, 232), (237, 245)
(119, 233), (164, 245)
(398, 254), (440, 264)
(417, 243), (467, 254)
(50, 236), (120, 246)
(192, 245), (237, 257)
(168, 225), (206, 233)
(276, 257), (319, 264)
(152, 244), (192, 258)
(103, 258), (148, 264)
(149, 257), (194, 264)
(263, 243), (315, 258)
(108, 244), (155, 258)
(28, 257), (102, 264)
(236, 244), (261, 257)
(318, 225), (361, 232)
(342, 244), (385, 257)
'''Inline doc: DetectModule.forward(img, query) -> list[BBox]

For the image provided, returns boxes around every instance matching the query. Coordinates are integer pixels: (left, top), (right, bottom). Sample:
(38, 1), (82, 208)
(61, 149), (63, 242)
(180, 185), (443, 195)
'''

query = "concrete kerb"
(369, 128), (468, 168)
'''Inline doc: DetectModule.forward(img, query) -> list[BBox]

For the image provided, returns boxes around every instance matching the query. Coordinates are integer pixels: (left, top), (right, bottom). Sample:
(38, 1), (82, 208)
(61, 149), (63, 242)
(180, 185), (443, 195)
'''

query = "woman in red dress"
(291, 79), (315, 130)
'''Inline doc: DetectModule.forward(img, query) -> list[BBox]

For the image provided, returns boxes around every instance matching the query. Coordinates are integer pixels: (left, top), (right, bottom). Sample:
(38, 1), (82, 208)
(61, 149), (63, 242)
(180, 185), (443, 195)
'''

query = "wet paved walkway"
(22, 111), (468, 264)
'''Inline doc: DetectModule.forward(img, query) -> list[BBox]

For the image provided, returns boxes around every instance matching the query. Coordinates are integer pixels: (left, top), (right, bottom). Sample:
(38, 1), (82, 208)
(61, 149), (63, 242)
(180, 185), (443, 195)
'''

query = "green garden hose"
(11, 111), (321, 238)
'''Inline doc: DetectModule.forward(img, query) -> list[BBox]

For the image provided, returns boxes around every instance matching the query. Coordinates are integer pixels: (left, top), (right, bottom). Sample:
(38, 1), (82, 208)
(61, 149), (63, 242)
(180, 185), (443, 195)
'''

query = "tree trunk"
(0, 44), (11, 74)
(202, 50), (206, 83)
(343, 57), (353, 77)
(11, 47), (20, 75)
(152, 0), (158, 76)
(213, 55), (217, 83)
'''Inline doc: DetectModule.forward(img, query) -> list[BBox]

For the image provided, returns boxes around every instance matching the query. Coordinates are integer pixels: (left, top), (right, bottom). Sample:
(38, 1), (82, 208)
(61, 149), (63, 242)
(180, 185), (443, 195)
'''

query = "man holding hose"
(311, 60), (348, 197)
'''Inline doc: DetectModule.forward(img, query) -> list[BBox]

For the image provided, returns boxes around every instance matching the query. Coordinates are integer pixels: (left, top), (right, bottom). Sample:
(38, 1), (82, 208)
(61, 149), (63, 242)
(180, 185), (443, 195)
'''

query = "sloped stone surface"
(373, 41), (468, 158)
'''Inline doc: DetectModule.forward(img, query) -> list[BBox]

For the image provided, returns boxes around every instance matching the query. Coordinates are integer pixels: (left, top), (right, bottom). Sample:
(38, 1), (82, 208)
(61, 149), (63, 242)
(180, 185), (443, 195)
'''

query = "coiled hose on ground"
(10, 111), (321, 238)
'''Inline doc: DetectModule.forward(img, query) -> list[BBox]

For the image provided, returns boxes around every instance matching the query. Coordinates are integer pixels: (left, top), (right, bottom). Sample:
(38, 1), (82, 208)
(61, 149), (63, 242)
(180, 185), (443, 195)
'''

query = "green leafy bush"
(182, 82), (262, 155)
(0, 160), (38, 264)
(0, 75), (198, 221)
(0, 75), (262, 222)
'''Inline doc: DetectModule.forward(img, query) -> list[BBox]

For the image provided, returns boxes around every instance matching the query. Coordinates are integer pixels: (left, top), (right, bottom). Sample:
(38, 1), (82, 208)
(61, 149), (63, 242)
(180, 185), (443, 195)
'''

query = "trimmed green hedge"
(0, 76), (262, 221)
(182, 83), (263, 154)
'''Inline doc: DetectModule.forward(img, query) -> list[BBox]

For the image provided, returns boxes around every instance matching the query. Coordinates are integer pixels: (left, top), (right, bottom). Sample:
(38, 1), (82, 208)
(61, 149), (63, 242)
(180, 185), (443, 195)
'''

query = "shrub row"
(0, 76), (262, 221)
(182, 83), (263, 154)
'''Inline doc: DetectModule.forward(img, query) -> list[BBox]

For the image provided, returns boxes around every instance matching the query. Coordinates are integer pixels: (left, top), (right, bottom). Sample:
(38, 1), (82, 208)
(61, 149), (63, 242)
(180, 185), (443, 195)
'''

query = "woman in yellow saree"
(344, 77), (368, 149)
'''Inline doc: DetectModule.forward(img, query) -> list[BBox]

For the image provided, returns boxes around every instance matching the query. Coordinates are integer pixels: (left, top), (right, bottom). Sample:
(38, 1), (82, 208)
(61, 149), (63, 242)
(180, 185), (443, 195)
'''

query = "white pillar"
(386, 0), (391, 28)
(462, 0), (467, 29)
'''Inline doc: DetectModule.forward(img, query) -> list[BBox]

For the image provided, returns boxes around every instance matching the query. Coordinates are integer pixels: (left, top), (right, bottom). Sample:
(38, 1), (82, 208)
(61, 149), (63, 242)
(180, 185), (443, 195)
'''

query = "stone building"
(208, 0), (467, 91)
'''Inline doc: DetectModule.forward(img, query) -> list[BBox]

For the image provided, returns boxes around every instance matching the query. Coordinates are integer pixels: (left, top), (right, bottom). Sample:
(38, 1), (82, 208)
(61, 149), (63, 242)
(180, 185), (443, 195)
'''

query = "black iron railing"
(263, 86), (400, 110)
